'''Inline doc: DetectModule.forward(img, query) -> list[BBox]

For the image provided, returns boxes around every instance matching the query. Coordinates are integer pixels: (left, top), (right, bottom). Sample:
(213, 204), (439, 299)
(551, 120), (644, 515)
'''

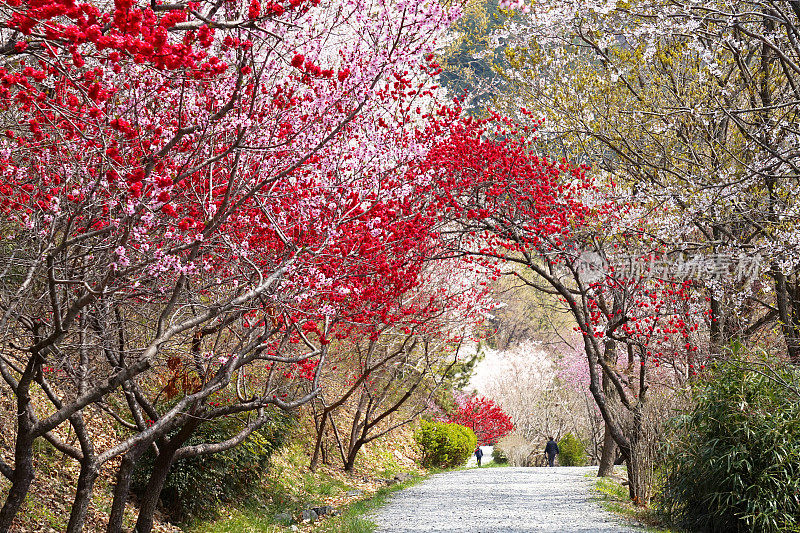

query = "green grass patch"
(191, 473), (427, 533)
(187, 471), (350, 533)
(315, 474), (425, 533)
(189, 503), (283, 533)
(188, 430), (436, 533)
(592, 474), (680, 533)
(186, 443), (350, 532)
(474, 459), (507, 468)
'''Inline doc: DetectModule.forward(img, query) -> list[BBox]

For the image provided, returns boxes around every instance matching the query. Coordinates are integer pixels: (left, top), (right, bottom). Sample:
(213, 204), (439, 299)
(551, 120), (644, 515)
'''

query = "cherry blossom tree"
(312, 332), (460, 472)
(307, 254), (492, 472)
(481, 339), (598, 454)
(492, 0), (800, 363)
(468, 1), (800, 491)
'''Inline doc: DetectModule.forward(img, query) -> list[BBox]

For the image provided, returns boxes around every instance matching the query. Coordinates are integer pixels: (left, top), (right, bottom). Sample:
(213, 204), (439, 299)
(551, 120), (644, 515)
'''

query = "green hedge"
(557, 433), (587, 466)
(657, 357), (800, 533)
(414, 420), (476, 469)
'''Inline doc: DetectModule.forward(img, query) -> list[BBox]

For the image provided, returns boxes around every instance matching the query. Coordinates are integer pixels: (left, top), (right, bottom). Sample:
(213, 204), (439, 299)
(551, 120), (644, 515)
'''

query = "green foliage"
(188, 503), (283, 533)
(657, 357), (800, 533)
(132, 411), (294, 524)
(189, 442), (355, 532)
(437, 0), (515, 113)
(557, 433), (587, 467)
(441, 343), (485, 391)
(257, 442), (349, 512)
(491, 445), (508, 464)
(192, 467), (423, 533)
(414, 420), (476, 469)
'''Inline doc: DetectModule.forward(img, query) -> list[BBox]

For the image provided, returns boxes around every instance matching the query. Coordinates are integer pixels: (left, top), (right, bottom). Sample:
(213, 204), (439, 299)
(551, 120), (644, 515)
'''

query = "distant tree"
(437, 0), (515, 111)
(483, 340), (599, 454)
(446, 394), (513, 445)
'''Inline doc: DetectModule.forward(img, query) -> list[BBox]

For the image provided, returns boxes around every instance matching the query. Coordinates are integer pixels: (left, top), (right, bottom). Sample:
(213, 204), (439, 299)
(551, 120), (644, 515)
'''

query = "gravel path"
(370, 466), (644, 532)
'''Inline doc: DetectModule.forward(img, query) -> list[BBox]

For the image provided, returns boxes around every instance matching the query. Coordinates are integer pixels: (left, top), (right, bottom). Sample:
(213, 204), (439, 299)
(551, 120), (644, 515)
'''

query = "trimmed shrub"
(414, 420), (476, 469)
(132, 411), (293, 523)
(557, 433), (587, 466)
(657, 357), (800, 533)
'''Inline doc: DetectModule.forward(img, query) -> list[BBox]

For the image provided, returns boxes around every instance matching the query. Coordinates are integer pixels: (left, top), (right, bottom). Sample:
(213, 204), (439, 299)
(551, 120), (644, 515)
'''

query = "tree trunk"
(774, 268), (800, 364)
(321, 439), (329, 465)
(344, 401), (368, 473)
(625, 404), (652, 505)
(597, 339), (619, 477)
(133, 447), (175, 533)
(597, 423), (617, 477)
(107, 443), (148, 533)
(63, 411), (97, 533)
(65, 464), (98, 533)
(327, 411), (348, 468)
(343, 444), (360, 472)
(310, 410), (328, 471)
(0, 437), (34, 533)
(134, 419), (199, 533)
(0, 351), (44, 532)
(626, 457), (651, 503)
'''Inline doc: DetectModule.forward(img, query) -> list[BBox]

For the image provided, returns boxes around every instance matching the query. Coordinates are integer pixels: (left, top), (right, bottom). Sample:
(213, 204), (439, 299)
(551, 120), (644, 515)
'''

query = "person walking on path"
(474, 446), (483, 467)
(544, 437), (559, 467)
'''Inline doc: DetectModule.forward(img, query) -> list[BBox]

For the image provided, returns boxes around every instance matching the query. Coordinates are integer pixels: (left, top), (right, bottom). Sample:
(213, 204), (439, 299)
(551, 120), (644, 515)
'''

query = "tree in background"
(482, 339), (601, 459)
(483, 273), (575, 351)
(436, 0), (514, 112)
(446, 393), (513, 445)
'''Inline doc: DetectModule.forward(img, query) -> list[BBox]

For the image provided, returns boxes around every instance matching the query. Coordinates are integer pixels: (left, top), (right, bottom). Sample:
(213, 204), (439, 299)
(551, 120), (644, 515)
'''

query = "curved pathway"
(371, 466), (643, 532)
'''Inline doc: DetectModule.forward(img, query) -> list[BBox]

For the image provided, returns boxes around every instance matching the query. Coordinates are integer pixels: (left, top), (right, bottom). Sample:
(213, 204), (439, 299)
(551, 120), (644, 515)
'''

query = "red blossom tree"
(415, 112), (705, 503)
(309, 252), (493, 471)
(447, 394), (513, 446)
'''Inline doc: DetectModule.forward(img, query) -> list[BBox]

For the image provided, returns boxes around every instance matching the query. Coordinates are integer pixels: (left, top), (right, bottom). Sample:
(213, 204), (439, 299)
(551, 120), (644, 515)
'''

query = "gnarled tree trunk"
(597, 423), (617, 477)
(134, 417), (200, 533)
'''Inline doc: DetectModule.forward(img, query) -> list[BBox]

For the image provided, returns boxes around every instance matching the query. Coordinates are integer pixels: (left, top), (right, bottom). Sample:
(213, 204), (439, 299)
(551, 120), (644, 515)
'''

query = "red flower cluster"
(447, 395), (513, 446)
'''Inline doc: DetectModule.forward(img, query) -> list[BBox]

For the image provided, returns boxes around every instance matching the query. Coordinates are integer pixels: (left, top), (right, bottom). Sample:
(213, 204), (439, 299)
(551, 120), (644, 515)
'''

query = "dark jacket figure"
(474, 446), (484, 467)
(544, 437), (559, 467)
